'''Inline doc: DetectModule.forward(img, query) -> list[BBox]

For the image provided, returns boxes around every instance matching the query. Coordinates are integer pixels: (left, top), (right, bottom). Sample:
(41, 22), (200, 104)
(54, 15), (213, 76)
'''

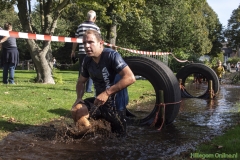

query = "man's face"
(83, 33), (103, 58)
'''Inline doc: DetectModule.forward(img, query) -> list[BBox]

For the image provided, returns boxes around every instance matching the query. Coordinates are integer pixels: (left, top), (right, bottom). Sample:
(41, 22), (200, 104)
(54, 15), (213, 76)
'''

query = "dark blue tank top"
(81, 48), (129, 110)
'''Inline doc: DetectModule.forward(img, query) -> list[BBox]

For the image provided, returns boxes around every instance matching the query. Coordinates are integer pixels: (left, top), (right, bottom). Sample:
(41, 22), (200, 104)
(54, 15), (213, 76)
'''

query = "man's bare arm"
(94, 66), (135, 106)
(76, 75), (88, 99)
(106, 66), (136, 95)
(71, 42), (78, 58)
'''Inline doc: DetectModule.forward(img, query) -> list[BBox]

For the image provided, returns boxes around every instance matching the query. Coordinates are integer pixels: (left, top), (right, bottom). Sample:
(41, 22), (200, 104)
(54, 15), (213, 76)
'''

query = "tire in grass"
(176, 63), (220, 98)
(124, 56), (181, 126)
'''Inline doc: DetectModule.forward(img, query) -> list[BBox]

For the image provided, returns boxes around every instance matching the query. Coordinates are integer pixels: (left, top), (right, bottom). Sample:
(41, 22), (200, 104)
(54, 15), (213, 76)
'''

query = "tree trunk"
(17, 0), (55, 84)
(237, 45), (240, 57)
(16, 0), (70, 84)
(107, 24), (117, 46)
(27, 39), (55, 84)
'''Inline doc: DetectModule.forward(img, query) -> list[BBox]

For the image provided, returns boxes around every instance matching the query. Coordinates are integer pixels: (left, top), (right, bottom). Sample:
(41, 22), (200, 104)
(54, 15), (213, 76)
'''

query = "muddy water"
(0, 85), (240, 160)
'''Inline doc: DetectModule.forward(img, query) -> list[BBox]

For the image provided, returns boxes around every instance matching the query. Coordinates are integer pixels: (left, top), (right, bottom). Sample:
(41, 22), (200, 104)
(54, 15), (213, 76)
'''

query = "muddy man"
(71, 29), (135, 136)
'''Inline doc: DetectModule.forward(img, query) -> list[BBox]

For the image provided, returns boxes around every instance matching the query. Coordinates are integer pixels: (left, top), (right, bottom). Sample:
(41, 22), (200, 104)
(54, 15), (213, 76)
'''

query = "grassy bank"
(177, 125), (240, 159)
(194, 123), (240, 159)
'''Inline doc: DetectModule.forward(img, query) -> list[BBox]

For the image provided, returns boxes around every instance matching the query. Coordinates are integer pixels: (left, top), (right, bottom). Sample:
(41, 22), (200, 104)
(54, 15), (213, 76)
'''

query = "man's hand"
(71, 42), (77, 58)
(71, 51), (75, 58)
(94, 91), (109, 106)
(72, 99), (84, 109)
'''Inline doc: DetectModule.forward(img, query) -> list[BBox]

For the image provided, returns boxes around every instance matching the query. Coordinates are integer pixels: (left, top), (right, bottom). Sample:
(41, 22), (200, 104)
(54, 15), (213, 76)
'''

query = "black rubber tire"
(176, 63), (220, 98)
(124, 56), (181, 126)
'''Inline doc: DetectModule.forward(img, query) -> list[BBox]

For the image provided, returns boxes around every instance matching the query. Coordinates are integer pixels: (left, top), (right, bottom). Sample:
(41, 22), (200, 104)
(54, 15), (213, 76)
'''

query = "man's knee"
(77, 116), (90, 127)
(71, 103), (89, 124)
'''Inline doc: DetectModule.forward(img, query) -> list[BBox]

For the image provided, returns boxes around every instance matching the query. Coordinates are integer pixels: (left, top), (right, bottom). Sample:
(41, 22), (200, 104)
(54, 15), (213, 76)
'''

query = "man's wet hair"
(83, 29), (103, 42)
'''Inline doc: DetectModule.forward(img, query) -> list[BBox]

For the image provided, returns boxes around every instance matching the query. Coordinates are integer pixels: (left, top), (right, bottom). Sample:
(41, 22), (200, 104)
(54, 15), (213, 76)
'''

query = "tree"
(16, 0), (71, 84)
(0, 0), (16, 11)
(224, 4), (240, 57)
(118, 0), (213, 55)
(79, 0), (145, 46)
(200, 2), (224, 57)
(54, 0), (146, 61)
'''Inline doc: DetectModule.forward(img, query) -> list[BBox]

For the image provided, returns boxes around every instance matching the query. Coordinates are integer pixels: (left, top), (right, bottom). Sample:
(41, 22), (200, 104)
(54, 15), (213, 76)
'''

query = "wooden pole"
(208, 80), (213, 99)
(159, 90), (165, 123)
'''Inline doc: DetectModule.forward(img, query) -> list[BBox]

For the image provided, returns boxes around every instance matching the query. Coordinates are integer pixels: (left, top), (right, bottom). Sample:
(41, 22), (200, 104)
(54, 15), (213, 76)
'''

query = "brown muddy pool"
(0, 84), (240, 160)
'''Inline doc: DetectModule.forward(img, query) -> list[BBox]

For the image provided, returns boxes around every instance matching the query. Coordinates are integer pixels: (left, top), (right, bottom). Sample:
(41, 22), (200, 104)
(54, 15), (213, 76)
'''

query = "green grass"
(195, 125), (240, 159)
(0, 69), (153, 138)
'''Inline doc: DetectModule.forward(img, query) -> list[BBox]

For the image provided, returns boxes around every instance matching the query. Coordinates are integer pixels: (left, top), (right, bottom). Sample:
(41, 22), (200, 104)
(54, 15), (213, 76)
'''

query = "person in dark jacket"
(0, 22), (19, 84)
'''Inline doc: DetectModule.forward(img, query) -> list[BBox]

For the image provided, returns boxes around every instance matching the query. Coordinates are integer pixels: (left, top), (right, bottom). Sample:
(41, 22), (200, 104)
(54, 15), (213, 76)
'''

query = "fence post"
(159, 90), (165, 122)
(208, 80), (213, 99)
(22, 61), (24, 70)
(27, 61), (30, 70)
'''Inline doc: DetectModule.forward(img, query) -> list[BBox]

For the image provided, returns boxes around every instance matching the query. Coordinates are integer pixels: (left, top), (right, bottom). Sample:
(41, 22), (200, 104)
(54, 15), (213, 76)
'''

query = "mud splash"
(0, 84), (240, 160)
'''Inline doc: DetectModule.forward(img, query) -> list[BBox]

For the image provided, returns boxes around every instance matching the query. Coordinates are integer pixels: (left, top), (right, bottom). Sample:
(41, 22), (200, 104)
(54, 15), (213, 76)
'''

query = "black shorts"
(80, 97), (126, 135)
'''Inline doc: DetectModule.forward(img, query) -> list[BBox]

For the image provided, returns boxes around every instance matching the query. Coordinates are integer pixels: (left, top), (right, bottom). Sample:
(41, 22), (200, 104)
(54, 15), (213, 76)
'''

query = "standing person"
(236, 62), (240, 72)
(71, 10), (100, 93)
(71, 30), (136, 136)
(213, 60), (225, 83)
(53, 57), (56, 68)
(0, 26), (2, 65)
(0, 22), (19, 84)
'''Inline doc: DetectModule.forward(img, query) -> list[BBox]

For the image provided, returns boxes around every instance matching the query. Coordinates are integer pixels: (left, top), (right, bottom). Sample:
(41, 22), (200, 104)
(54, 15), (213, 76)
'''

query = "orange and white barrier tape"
(104, 43), (189, 62)
(104, 42), (171, 56)
(0, 30), (82, 43)
(0, 30), (189, 62)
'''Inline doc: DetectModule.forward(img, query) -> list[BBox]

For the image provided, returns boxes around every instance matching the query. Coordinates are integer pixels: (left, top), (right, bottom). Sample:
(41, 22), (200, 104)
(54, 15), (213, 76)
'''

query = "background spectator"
(0, 22), (19, 84)
(71, 10), (101, 93)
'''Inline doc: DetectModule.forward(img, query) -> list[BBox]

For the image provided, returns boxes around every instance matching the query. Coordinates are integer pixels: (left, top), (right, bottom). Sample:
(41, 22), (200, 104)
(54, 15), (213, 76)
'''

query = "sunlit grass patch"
(196, 125), (240, 157)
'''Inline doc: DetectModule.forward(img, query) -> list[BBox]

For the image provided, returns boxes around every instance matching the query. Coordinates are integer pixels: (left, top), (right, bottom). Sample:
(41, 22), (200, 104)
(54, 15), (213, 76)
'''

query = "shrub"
(227, 57), (240, 65)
